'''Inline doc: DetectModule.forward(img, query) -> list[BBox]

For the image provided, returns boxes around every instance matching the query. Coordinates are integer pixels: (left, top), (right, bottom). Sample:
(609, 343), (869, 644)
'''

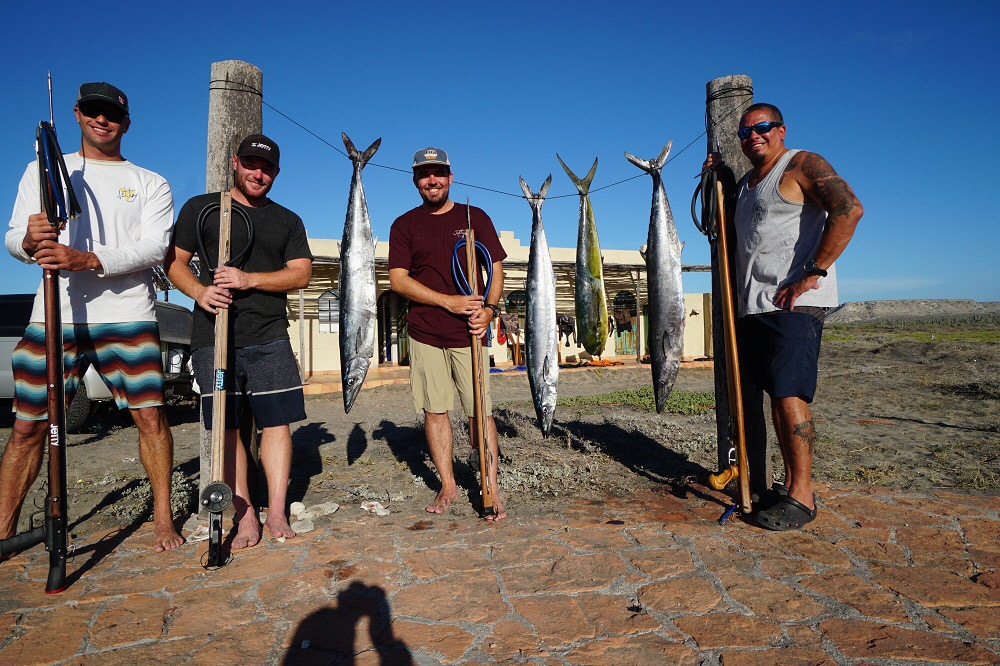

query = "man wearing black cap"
(388, 147), (508, 521)
(166, 133), (313, 549)
(3, 82), (184, 554)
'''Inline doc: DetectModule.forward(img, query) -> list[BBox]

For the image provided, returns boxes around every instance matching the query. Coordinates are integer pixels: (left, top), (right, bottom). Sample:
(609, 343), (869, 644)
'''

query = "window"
(318, 290), (339, 333)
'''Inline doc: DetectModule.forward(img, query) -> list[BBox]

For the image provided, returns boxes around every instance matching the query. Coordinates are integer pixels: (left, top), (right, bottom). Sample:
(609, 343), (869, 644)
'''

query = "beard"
(234, 168), (273, 200)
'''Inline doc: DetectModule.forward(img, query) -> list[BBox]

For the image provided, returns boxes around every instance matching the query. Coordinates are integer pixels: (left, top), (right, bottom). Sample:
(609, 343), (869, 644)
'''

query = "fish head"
(341, 356), (371, 413)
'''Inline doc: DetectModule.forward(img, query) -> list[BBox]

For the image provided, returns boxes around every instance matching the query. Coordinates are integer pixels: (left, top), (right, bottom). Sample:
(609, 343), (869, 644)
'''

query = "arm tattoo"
(801, 153), (859, 220)
(792, 418), (816, 456)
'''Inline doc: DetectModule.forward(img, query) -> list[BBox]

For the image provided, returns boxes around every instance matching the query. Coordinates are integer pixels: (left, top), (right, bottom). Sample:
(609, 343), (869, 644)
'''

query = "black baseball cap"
(412, 147), (450, 169)
(237, 133), (280, 168)
(77, 82), (129, 115)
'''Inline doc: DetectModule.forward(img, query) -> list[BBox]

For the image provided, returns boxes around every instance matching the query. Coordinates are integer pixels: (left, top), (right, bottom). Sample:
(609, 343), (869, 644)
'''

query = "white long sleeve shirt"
(6, 153), (174, 323)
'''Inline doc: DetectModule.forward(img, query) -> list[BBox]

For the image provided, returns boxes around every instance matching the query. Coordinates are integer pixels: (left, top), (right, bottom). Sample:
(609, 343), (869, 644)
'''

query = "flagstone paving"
(1, 483), (998, 665)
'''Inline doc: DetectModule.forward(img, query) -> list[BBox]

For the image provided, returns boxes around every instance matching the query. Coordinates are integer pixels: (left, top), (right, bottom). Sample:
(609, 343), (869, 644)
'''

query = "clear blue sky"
(3, 1), (998, 304)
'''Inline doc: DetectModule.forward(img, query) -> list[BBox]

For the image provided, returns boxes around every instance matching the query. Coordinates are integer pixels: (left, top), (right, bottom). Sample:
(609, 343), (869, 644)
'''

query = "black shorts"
(740, 308), (826, 403)
(193, 339), (306, 429)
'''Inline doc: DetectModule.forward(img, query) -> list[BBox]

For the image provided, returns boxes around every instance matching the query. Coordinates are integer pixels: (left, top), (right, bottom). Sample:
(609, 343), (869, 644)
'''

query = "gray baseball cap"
(412, 147), (450, 169)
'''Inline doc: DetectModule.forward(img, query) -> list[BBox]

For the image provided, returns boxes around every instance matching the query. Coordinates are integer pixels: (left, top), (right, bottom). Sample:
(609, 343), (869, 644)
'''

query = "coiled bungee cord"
(196, 201), (255, 271)
(452, 238), (494, 343)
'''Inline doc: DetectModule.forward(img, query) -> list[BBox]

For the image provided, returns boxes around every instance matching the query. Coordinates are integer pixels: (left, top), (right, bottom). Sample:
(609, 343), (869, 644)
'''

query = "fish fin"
(519, 175), (553, 205)
(518, 177), (533, 199)
(360, 138), (382, 167)
(342, 132), (359, 161)
(556, 154), (597, 196)
(624, 141), (672, 173)
(539, 174), (552, 199)
(355, 326), (364, 355)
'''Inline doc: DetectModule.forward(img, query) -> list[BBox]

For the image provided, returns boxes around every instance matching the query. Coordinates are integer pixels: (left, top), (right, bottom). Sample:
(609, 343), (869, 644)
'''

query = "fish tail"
(556, 154), (598, 195)
(342, 133), (382, 168)
(624, 141), (673, 174)
(518, 174), (553, 206)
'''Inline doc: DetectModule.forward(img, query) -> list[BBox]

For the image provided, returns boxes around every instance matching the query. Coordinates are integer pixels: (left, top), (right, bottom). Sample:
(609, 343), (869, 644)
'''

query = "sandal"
(753, 494), (816, 531)
(753, 483), (789, 510)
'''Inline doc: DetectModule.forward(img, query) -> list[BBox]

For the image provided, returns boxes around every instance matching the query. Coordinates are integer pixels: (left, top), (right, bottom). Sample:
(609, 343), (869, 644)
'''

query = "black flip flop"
(753, 494), (816, 531)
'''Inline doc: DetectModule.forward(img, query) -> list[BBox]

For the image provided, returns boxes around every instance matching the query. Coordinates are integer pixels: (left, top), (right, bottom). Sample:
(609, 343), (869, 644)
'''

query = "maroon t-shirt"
(388, 204), (507, 348)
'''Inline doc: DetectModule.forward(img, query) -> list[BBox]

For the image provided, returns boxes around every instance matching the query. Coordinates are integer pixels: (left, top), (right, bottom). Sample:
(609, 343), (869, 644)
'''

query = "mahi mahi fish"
(520, 175), (559, 436)
(624, 142), (685, 413)
(339, 132), (381, 413)
(556, 155), (609, 357)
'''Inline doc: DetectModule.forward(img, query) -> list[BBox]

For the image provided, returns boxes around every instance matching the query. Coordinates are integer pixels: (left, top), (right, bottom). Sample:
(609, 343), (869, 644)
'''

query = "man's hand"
(701, 152), (724, 173)
(22, 212), (62, 256)
(33, 241), (100, 272)
(773, 276), (821, 311)
(442, 293), (484, 316)
(213, 266), (256, 291)
(196, 284), (233, 314)
(468, 306), (493, 339)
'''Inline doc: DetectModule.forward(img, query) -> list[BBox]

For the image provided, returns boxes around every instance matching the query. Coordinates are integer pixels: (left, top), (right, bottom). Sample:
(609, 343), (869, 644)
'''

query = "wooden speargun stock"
(466, 200), (495, 518)
(0, 73), (81, 592)
(200, 191), (235, 567)
(706, 180), (752, 515)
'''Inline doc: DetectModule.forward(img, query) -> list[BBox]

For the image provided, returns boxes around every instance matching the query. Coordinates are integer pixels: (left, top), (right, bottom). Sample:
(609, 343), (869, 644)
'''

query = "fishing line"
(210, 81), (753, 202)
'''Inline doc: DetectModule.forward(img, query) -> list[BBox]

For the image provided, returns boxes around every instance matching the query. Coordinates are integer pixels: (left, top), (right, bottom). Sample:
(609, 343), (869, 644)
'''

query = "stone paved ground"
(1, 483), (999, 665)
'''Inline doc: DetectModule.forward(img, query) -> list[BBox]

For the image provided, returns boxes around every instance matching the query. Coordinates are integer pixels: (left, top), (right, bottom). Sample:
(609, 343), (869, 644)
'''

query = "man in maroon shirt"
(388, 147), (507, 521)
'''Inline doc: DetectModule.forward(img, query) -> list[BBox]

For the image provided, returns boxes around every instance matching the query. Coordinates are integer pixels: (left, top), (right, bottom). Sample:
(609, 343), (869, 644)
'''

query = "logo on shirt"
(117, 187), (137, 202)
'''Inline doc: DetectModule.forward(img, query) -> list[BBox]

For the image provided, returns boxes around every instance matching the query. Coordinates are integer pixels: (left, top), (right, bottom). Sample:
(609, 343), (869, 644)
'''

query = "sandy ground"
(1, 300), (997, 537)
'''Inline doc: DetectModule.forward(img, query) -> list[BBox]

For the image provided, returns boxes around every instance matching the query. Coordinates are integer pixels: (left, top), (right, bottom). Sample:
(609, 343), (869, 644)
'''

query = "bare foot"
(263, 514), (296, 540)
(153, 522), (185, 552)
(425, 488), (460, 514)
(484, 485), (507, 523)
(232, 510), (262, 550)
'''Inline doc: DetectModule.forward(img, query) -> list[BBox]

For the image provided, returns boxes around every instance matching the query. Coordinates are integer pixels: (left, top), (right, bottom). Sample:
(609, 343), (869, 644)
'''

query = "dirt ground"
(1, 300), (998, 537)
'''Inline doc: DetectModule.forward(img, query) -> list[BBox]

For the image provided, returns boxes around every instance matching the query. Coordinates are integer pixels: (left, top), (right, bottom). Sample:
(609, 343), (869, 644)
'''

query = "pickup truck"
(0, 294), (194, 432)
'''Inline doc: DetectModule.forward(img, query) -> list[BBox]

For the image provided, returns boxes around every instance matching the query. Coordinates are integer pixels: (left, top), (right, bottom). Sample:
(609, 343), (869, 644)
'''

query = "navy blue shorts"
(193, 339), (306, 429)
(740, 308), (826, 403)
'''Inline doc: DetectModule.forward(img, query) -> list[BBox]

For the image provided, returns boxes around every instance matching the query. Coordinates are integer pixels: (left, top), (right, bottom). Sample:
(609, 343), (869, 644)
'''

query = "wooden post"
(706, 75), (770, 495)
(199, 60), (263, 516)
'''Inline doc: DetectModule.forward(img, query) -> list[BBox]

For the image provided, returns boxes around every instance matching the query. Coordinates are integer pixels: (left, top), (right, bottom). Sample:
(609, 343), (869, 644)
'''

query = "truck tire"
(66, 381), (92, 434)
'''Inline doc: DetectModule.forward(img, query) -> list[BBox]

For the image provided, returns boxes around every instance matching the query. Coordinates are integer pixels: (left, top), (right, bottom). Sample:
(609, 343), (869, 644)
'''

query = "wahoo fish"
(339, 132), (381, 413)
(624, 141), (685, 413)
(520, 175), (559, 436)
(556, 155), (608, 357)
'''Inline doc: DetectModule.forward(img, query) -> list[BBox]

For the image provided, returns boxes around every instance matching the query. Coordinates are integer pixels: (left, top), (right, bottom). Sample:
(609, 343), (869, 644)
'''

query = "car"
(0, 294), (194, 433)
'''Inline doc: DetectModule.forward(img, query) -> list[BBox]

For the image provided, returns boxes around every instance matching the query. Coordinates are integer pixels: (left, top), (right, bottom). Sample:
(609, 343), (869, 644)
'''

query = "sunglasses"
(737, 121), (782, 140)
(78, 101), (127, 124)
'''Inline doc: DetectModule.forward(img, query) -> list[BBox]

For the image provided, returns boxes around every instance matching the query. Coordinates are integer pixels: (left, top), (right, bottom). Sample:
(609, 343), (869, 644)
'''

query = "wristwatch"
(485, 303), (501, 318)
(804, 259), (828, 277)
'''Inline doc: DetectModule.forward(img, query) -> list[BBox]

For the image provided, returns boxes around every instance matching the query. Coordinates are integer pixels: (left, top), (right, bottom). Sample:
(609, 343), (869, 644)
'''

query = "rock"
(291, 518), (315, 533)
(290, 501), (306, 516)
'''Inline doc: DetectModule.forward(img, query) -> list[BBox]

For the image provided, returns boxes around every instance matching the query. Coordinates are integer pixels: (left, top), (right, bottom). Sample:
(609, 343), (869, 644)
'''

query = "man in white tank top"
(706, 103), (863, 530)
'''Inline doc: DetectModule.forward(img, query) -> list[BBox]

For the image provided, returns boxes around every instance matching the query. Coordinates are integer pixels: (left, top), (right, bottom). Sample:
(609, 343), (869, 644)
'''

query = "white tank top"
(733, 149), (838, 316)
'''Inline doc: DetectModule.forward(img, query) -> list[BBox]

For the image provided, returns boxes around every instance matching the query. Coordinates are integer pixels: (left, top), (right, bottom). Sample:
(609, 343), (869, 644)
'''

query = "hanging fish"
(625, 141), (685, 412)
(556, 154), (608, 358)
(520, 175), (559, 435)
(339, 132), (381, 413)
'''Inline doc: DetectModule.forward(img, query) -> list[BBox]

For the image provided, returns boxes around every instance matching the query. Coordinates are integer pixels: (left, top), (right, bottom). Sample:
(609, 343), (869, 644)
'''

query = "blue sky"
(2, 1), (998, 304)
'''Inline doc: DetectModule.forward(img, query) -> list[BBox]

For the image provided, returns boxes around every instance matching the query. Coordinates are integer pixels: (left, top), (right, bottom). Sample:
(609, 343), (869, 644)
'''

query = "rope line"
(209, 80), (753, 201)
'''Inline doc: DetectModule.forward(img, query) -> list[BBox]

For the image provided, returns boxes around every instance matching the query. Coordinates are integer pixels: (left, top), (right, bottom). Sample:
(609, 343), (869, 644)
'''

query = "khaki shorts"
(410, 338), (492, 417)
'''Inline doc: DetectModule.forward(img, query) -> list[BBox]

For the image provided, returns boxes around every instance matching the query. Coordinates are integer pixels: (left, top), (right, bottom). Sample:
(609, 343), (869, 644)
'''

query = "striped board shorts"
(192, 339), (306, 430)
(12, 321), (165, 420)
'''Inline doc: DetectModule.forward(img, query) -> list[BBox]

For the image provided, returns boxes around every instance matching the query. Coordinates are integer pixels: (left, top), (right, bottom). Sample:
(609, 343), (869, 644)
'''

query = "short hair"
(741, 103), (784, 125)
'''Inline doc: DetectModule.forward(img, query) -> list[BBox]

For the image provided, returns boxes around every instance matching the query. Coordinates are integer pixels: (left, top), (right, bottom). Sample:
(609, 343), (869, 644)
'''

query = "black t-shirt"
(173, 192), (313, 350)
(388, 204), (506, 348)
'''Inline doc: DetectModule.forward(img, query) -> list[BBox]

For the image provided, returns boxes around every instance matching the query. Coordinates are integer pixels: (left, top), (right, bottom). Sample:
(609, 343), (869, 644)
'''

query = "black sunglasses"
(737, 121), (782, 140)
(78, 101), (127, 124)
